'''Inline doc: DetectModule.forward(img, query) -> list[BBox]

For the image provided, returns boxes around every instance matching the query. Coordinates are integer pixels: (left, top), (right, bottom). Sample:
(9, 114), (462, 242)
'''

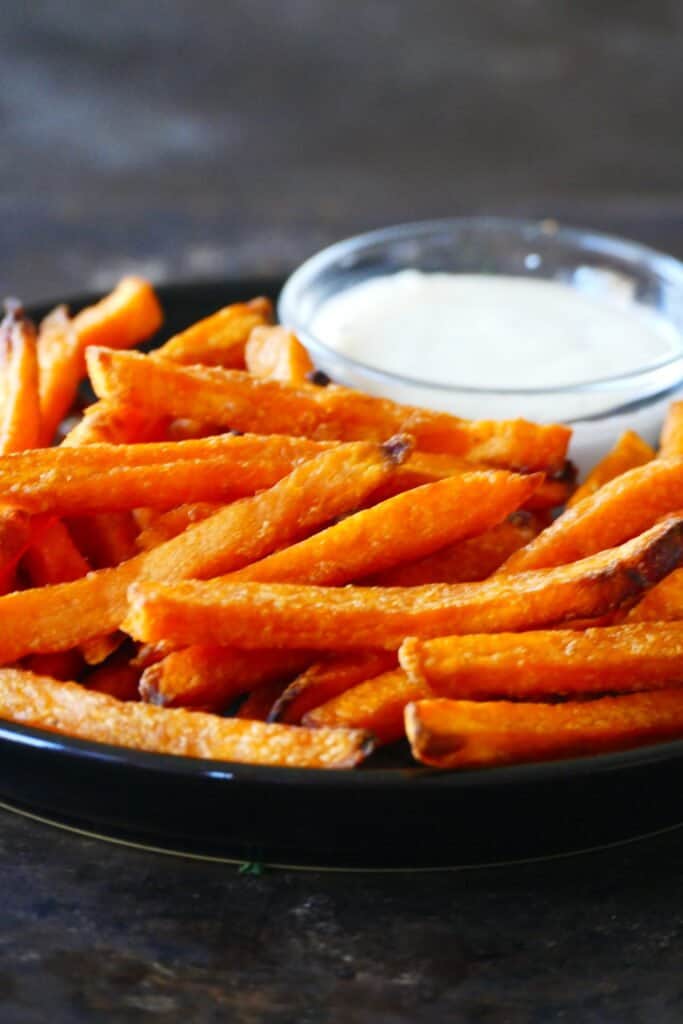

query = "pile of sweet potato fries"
(2, 276), (683, 770)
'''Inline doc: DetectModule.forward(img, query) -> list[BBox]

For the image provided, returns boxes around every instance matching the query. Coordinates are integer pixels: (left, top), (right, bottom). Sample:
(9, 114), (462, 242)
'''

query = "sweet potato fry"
(20, 518), (116, 664)
(245, 325), (314, 384)
(404, 692), (683, 770)
(63, 401), (166, 446)
(38, 278), (162, 444)
(364, 514), (539, 586)
(0, 668), (373, 769)
(24, 650), (85, 682)
(0, 505), (32, 577)
(0, 434), (335, 505)
(68, 514), (139, 567)
(135, 503), (223, 550)
(0, 302), (41, 453)
(155, 298), (271, 368)
(0, 441), (401, 663)
(125, 516), (683, 651)
(269, 651), (398, 725)
(659, 402), (683, 459)
(227, 471), (541, 587)
(399, 623), (683, 700)
(86, 347), (570, 471)
(568, 430), (654, 507)
(22, 518), (90, 586)
(500, 458), (683, 572)
(85, 653), (141, 701)
(304, 669), (427, 744)
(0, 434), (340, 514)
(236, 679), (291, 721)
(139, 647), (313, 708)
(628, 568), (683, 622)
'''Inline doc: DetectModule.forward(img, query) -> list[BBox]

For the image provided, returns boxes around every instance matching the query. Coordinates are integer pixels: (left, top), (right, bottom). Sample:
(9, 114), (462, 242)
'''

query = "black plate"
(2, 278), (682, 870)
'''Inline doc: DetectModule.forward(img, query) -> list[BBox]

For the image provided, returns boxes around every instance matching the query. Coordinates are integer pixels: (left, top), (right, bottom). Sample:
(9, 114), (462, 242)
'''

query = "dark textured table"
(4, 2), (683, 1021)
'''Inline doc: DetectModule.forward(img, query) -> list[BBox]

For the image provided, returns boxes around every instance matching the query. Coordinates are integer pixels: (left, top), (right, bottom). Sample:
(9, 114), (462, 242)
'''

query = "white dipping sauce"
(309, 271), (683, 471)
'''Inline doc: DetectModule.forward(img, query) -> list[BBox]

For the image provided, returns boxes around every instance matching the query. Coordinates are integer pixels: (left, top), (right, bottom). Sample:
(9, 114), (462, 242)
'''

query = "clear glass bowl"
(278, 218), (683, 471)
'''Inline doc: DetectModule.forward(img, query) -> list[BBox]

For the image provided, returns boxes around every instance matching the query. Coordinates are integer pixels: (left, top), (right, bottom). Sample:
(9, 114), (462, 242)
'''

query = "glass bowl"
(278, 218), (683, 471)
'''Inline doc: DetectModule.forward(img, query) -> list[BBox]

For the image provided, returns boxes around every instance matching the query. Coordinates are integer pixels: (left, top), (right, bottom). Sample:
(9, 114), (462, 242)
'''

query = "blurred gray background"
(3, 0), (683, 299)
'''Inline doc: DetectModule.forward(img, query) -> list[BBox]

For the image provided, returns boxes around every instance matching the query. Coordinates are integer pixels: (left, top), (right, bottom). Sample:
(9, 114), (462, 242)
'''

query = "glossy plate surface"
(1, 279), (682, 869)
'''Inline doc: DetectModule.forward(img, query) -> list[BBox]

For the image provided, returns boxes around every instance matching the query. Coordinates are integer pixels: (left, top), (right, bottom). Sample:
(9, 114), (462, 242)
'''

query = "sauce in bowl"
(311, 271), (681, 399)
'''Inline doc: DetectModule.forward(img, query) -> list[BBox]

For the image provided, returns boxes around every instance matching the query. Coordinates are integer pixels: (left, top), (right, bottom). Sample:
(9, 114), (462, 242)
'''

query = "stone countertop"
(4, 2), (683, 1020)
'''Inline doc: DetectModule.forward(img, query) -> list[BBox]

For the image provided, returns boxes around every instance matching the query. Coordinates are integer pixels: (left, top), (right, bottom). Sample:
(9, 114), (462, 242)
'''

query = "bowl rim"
(278, 216), (683, 398)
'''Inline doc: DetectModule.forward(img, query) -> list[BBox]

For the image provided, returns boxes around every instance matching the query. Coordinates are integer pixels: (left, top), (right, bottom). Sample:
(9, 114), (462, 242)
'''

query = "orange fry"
(227, 471), (542, 587)
(0, 668), (373, 769)
(155, 298), (271, 367)
(628, 568), (683, 622)
(0, 505), (32, 577)
(659, 401), (683, 459)
(85, 654), (141, 701)
(0, 441), (401, 663)
(364, 514), (538, 586)
(22, 518), (90, 585)
(304, 669), (427, 744)
(399, 623), (683, 700)
(0, 434), (342, 513)
(68, 513), (139, 567)
(0, 302), (41, 453)
(135, 503), (223, 550)
(25, 650), (85, 682)
(269, 651), (398, 725)
(86, 346), (570, 471)
(245, 325), (314, 384)
(236, 679), (291, 721)
(63, 401), (166, 446)
(125, 516), (683, 651)
(139, 647), (313, 708)
(568, 430), (654, 507)
(500, 457), (683, 573)
(404, 692), (683, 770)
(38, 278), (162, 444)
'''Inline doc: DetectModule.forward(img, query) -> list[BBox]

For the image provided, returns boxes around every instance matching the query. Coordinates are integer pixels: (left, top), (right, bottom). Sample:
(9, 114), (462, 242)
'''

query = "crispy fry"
(0, 434), (340, 514)
(269, 651), (398, 725)
(245, 325), (314, 384)
(364, 514), (539, 586)
(25, 650), (85, 682)
(500, 458), (683, 573)
(0, 505), (32, 577)
(73, 276), (162, 353)
(0, 302), (41, 453)
(135, 503), (223, 550)
(399, 623), (683, 700)
(68, 513), (138, 568)
(659, 401), (683, 459)
(304, 669), (427, 744)
(63, 401), (166, 446)
(628, 568), (683, 622)
(236, 679), (291, 721)
(404, 692), (683, 769)
(227, 471), (541, 587)
(155, 298), (271, 367)
(139, 647), (313, 708)
(0, 441), (401, 662)
(125, 516), (683, 651)
(86, 347), (570, 471)
(22, 518), (90, 585)
(0, 668), (373, 769)
(568, 430), (654, 507)
(38, 278), (162, 444)
(85, 653), (141, 701)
